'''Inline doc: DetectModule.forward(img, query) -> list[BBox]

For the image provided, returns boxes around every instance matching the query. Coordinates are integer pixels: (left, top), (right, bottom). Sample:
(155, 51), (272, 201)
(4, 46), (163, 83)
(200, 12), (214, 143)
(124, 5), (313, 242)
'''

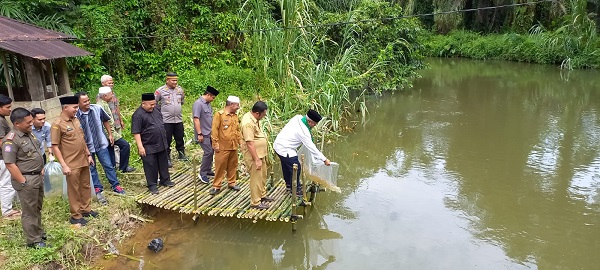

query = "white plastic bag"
(297, 146), (341, 193)
(43, 160), (65, 197)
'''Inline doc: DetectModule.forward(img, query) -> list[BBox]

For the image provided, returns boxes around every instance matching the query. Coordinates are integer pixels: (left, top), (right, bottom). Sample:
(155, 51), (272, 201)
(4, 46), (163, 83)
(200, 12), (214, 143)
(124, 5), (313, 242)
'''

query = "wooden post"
(47, 60), (57, 97)
(23, 57), (44, 101)
(0, 52), (14, 99)
(55, 58), (70, 95)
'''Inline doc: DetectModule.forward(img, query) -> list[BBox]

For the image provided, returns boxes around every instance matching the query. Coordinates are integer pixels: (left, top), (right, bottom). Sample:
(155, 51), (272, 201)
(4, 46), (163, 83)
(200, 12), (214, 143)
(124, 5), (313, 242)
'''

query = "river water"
(100, 58), (600, 269)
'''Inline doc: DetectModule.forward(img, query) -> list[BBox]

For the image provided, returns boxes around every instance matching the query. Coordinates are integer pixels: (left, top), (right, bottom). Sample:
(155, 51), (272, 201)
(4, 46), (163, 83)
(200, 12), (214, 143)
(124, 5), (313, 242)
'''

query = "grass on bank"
(0, 63), (345, 269)
(423, 30), (600, 69)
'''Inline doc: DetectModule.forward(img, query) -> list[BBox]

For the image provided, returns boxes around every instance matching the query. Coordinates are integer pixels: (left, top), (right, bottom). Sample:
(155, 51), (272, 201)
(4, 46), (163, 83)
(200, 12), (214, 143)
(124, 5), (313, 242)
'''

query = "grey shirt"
(192, 96), (213, 139)
(155, 85), (185, 123)
(0, 116), (11, 160)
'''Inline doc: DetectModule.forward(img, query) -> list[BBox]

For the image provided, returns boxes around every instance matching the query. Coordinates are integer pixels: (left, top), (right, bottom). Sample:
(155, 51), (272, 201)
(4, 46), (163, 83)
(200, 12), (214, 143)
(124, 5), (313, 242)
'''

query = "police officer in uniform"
(2, 108), (47, 248)
(155, 72), (187, 167)
(132, 93), (174, 194)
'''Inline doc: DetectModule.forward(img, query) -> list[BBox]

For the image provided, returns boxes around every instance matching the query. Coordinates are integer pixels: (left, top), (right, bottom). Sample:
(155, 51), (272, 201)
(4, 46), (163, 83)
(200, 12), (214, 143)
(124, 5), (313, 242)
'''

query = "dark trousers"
(198, 136), (214, 176)
(141, 150), (171, 189)
(107, 138), (131, 172)
(164, 122), (185, 157)
(277, 154), (302, 192)
(12, 174), (44, 244)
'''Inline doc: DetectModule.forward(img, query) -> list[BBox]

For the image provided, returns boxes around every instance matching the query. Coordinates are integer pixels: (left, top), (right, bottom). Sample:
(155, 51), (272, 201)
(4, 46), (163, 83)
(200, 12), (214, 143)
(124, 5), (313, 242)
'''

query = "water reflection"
(100, 58), (600, 269)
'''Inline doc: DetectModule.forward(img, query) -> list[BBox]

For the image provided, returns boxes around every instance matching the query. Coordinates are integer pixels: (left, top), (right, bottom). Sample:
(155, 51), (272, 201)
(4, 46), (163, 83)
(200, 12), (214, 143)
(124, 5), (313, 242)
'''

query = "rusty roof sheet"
(0, 16), (91, 59)
(0, 16), (75, 41)
(0, 40), (92, 60)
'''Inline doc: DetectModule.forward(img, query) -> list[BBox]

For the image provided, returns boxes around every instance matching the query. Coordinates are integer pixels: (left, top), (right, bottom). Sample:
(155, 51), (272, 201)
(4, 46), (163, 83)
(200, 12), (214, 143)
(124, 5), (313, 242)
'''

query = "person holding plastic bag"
(51, 96), (98, 226)
(273, 109), (331, 196)
(3, 108), (47, 248)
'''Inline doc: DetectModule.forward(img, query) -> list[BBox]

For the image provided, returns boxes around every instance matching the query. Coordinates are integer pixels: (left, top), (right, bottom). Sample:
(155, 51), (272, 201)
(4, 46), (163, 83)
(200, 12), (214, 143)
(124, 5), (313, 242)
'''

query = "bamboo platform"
(135, 169), (311, 226)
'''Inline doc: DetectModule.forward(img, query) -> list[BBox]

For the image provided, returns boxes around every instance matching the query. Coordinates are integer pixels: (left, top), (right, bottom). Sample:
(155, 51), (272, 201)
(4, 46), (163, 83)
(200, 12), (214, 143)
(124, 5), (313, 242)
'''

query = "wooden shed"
(0, 16), (91, 119)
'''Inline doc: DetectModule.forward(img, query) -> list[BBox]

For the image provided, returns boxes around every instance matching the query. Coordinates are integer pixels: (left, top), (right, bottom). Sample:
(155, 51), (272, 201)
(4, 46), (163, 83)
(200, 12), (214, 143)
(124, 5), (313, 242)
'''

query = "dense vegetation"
(403, 0), (599, 68)
(0, 0), (598, 268)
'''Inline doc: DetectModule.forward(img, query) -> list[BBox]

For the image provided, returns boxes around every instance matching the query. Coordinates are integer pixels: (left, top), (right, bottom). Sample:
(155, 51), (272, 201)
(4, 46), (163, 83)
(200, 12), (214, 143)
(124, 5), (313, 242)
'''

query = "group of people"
(0, 71), (332, 249)
(190, 83), (332, 210)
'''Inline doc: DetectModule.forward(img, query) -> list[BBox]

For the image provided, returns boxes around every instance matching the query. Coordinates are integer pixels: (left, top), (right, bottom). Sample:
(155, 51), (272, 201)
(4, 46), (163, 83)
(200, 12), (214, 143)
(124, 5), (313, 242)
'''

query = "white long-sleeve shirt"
(273, 115), (327, 163)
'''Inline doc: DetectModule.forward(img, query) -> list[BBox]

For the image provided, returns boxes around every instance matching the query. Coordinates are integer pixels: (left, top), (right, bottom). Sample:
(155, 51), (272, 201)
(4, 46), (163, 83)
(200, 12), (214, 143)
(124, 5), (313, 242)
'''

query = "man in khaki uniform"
(2, 108), (47, 248)
(51, 96), (97, 226)
(240, 101), (273, 209)
(209, 96), (242, 195)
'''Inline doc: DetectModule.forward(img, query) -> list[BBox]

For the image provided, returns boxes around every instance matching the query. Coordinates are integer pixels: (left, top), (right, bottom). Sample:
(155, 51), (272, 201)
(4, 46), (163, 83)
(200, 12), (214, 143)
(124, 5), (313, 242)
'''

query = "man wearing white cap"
(97, 86), (135, 173)
(209, 96), (242, 195)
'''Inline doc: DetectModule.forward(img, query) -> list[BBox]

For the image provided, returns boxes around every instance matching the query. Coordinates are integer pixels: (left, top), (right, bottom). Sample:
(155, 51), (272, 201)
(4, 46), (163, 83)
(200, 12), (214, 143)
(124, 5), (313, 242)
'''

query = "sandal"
(3, 210), (21, 220)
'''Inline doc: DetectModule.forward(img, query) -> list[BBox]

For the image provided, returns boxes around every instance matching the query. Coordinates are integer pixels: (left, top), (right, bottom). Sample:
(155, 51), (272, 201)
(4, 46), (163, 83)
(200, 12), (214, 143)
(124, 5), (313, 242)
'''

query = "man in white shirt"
(273, 109), (330, 195)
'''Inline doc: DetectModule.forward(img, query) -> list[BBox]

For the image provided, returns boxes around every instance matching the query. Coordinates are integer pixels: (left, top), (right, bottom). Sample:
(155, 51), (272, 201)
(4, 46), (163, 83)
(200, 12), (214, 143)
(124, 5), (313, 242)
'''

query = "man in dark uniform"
(132, 93), (174, 194)
(3, 108), (47, 248)
(51, 96), (97, 226)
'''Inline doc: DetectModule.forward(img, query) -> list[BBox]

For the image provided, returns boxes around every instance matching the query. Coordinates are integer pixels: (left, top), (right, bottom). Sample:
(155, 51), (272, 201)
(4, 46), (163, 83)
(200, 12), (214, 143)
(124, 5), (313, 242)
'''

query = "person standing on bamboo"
(192, 85), (219, 184)
(3, 108), (47, 248)
(241, 101), (273, 209)
(273, 109), (331, 196)
(98, 75), (136, 173)
(51, 96), (97, 226)
(0, 94), (20, 220)
(155, 72), (187, 168)
(132, 93), (174, 195)
(209, 96), (242, 196)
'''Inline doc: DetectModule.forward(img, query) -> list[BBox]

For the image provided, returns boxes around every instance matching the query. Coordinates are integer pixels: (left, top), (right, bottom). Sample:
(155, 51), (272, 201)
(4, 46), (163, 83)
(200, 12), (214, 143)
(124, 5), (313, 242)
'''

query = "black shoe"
(261, 196), (275, 202)
(250, 203), (270, 210)
(167, 159), (173, 168)
(82, 210), (99, 218)
(122, 166), (136, 173)
(207, 171), (215, 176)
(228, 185), (241, 191)
(42, 233), (47, 241)
(209, 188), (220, 195)
(178, 151), (189, 161)
(149, 187), (159, 195)
(27, 242), (50, 249)
(69, 217), (88, 226)
(160, 181), (175, 187)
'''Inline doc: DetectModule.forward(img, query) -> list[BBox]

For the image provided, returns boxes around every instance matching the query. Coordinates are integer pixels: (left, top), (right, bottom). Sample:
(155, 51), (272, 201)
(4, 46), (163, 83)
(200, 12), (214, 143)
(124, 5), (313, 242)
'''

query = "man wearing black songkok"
(132, 93), (174, 194)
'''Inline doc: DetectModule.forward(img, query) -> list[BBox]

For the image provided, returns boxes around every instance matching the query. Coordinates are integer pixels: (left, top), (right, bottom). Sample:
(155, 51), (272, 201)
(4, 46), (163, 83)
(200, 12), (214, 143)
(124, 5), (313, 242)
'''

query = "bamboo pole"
(291, 164), (298, 230)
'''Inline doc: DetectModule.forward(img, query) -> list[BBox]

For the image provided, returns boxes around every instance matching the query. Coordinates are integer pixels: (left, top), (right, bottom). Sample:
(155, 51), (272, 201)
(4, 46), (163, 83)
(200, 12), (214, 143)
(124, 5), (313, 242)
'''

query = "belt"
(22, 171), (41, 175)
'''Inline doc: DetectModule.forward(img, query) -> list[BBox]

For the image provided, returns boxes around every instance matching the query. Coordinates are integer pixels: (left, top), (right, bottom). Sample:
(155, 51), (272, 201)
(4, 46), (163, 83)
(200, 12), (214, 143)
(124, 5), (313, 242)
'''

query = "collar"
(60, 114), (73, 121)
(15, 129), (27, 137)
(33, 125), (43, 131)
(301, 116), (311, 131)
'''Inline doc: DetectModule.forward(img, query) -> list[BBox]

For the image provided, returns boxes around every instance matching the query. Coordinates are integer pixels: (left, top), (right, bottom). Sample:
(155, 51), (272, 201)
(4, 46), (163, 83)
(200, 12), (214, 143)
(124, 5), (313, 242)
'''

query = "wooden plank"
(23, 57), (44, 101)
(0, 51), (13, 99)
(55, 58), (70, 95)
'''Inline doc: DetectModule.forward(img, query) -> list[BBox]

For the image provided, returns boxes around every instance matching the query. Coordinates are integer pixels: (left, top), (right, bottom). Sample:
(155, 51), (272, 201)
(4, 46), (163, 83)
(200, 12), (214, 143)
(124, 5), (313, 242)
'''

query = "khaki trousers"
(246, 157), (268, 206)
(12, 174), (43, 244)
(66, 167), (92, 219)
(213, 150), (238, 189)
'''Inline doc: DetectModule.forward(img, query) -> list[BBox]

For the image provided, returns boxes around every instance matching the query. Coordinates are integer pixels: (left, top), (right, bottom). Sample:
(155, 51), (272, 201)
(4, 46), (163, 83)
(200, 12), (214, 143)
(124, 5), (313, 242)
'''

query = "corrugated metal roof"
(0, 40), (92, 60)
(0, 16), (91, 59)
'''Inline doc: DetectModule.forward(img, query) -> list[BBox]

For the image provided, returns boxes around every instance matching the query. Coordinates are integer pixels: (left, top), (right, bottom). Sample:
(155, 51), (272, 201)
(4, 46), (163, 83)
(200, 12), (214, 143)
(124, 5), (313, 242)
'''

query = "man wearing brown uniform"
(51, 96), (97, 226)
(3, 108), (48, 248)
(240, 101), (273, 209)
(209, 96), (242, 195)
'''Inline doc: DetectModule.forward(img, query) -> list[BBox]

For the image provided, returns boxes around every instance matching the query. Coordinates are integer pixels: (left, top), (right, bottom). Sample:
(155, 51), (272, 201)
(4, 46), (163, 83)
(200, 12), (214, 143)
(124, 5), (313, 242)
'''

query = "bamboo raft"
(135, 162), (313, 231)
